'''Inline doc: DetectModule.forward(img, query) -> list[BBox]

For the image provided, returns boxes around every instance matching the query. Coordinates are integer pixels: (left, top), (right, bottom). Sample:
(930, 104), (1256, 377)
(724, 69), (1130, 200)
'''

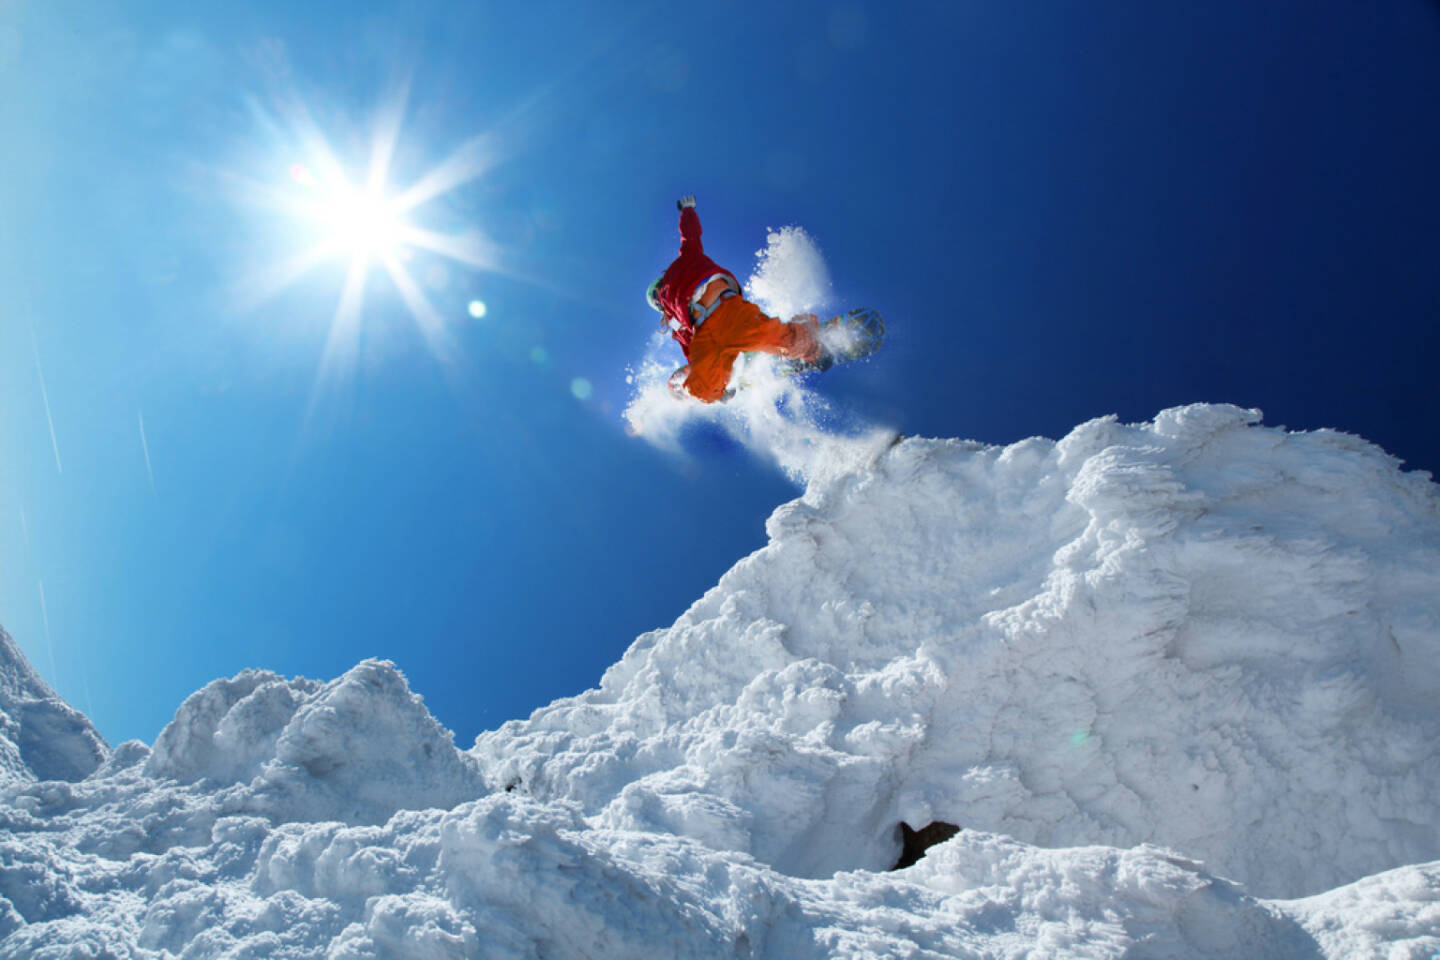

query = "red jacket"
(656, 206), (739, 359)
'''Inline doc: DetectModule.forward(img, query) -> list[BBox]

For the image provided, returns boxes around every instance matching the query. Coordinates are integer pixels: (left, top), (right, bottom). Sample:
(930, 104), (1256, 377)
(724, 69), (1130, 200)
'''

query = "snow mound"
(0, 627), (107, 785)
(478, 403), (1440, 898)
(145, 658), (487, 825)
(2, 404), (1439, 957)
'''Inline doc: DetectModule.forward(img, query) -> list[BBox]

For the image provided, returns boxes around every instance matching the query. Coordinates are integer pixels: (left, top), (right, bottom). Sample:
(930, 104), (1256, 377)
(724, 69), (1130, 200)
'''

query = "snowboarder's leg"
(683, 298), (821, 402)
(682, 352), (735, 404)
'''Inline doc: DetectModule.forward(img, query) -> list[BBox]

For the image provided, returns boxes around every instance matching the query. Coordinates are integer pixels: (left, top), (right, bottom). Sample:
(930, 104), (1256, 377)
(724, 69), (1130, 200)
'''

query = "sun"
(235, 85), (504, 392)
(286, 160), (412, 264)
(315, 181), (407, 261)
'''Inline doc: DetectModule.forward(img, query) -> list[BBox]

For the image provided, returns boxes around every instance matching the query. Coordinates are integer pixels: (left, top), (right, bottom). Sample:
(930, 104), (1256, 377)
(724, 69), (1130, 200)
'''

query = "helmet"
(646, 276), (663, 313)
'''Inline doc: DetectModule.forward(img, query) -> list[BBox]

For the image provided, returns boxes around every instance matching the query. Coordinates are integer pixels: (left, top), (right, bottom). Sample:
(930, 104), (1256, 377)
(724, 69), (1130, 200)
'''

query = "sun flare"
(237, 87), (504, 394)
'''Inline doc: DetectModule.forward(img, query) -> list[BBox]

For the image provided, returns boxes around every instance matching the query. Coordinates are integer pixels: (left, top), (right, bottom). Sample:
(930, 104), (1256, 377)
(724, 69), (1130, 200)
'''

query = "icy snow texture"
(2, 405), (1439, 958)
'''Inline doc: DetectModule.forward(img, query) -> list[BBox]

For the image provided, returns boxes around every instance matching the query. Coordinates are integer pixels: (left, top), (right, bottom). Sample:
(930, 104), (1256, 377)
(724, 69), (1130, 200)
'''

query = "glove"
(677, 195), (696, 210)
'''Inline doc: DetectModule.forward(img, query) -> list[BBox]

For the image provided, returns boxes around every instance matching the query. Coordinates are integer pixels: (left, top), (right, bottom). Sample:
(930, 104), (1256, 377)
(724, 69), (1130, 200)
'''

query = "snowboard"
(776, 307), (886, 378)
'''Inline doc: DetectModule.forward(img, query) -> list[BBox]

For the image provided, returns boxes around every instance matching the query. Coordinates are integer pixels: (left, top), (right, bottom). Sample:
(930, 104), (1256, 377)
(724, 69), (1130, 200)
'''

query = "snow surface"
(3, 403), (1440, 958)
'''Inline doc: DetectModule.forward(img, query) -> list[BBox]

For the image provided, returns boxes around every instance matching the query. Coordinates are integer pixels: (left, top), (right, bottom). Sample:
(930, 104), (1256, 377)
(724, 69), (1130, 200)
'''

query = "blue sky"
(2, 1), (1437, 747)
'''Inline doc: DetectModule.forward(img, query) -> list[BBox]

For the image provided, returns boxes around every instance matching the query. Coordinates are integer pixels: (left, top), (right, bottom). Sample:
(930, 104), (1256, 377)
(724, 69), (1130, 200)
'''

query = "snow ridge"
(0, 627), (107, 785)
(2, 405), (1439, 958)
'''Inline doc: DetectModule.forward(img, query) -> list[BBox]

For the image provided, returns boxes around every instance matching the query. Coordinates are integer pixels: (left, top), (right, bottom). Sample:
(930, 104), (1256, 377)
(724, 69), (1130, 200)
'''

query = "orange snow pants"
(683, 297), (821, 403)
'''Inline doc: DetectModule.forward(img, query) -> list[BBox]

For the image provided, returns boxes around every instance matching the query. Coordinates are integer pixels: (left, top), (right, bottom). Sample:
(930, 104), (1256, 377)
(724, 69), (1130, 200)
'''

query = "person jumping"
(647, 196), (824, 403)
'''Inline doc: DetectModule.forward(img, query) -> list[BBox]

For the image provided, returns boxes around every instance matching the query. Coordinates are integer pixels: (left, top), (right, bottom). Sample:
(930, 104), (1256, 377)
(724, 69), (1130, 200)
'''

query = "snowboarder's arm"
(678, 198), (702, 255)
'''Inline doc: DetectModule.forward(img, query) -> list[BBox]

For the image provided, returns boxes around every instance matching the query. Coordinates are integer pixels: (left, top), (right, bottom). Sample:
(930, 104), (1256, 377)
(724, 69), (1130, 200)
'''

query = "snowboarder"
(647, 196), (823, 403)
